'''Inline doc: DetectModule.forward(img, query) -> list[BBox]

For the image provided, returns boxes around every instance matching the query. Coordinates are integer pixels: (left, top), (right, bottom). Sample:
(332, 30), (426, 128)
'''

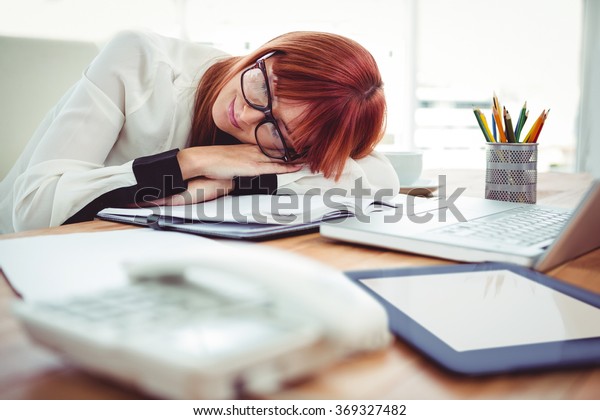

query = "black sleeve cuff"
(63, 150), (186, 225)
(132, 149), (187, 199)
(231, 174), (278, 195)
(64, 184), (140, 225)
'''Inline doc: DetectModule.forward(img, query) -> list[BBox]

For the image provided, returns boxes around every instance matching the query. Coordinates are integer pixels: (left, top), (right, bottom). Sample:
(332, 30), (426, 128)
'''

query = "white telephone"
(13, 244), (391, 399)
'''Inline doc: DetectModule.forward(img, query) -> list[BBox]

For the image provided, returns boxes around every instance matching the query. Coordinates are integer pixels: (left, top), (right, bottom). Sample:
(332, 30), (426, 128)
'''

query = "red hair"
(190, 31), (386, 180)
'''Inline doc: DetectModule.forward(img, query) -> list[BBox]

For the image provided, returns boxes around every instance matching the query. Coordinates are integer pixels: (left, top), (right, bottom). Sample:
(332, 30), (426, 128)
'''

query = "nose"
(239, 104), (266, 126)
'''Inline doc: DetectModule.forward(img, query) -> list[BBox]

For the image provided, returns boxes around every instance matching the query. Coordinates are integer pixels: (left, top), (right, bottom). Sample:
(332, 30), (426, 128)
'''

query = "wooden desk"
(1, 169), (599, 399)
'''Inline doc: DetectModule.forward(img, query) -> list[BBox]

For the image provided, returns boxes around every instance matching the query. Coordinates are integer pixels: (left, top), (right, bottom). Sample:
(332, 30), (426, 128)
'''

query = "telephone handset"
(13, 244), (391, 399)
(125, 244), (391, 352)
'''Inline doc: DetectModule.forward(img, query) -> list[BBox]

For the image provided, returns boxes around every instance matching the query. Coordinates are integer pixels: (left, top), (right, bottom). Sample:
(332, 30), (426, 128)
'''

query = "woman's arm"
(274, 151), (400, 198)
(139, 177), (234, 207)
(9, 32), (157, 230)
(11, 77), (130, 230)
(176, 145), (300, 181)
(140, 145), (302, 207)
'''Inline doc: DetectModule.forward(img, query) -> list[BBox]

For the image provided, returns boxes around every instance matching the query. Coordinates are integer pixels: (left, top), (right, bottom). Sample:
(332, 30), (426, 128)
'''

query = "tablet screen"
(359, 270), (600, 352)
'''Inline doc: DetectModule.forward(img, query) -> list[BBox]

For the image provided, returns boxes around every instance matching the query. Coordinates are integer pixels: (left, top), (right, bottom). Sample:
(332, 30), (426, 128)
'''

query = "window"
(414, 0), (583, 171)
(0, 0), (582, 172)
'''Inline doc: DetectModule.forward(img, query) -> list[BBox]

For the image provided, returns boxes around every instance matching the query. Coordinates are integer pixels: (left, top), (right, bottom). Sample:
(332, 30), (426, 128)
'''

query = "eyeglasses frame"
(240, 51), (297, 162)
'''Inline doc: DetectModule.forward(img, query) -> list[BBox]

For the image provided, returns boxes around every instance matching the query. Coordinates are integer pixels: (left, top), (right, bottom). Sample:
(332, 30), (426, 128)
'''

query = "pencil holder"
(485, 142), (538, 204)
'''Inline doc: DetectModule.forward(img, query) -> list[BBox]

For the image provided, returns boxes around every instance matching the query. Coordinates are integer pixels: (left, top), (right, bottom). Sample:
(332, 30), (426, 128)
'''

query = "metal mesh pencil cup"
(485, 142), (538, 204)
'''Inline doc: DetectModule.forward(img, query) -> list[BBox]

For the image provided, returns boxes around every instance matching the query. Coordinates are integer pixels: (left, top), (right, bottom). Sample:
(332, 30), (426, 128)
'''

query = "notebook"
(97, 194), (397, 240)
(96, 211), (329, 240)
(321, 180), (600, 272)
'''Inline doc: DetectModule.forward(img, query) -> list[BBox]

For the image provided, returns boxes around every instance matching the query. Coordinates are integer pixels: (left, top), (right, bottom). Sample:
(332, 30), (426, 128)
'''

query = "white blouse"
(0, 31), (399, 233)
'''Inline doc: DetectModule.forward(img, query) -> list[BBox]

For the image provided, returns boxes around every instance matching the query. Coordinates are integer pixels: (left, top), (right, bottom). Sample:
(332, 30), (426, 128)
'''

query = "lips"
(228, 98), (241, 129)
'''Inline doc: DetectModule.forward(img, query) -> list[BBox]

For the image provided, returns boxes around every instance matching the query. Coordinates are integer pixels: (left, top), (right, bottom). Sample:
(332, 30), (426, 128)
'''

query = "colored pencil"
(532, 110), (549, 143)
(480, 112), (495, 143)
(523, 110), (545, 143)
(473, 95), (548, 144)
(514, 102), (528, 142)
(492, 94), (507, 142)
(473, 108), (495, 143)
(504, 107), (517, 143)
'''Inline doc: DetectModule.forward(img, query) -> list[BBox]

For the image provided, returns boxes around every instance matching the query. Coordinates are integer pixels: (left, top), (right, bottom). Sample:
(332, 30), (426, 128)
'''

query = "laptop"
(320, 179), (600, 272)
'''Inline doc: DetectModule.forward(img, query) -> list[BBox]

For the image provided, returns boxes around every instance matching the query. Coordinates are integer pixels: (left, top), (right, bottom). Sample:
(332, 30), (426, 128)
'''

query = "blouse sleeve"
(10, 31), (184, 231)
(275, 151), (400, 199)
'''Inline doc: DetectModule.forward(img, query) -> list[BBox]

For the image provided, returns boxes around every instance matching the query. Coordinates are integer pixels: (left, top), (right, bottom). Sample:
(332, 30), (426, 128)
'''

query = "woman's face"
(212, 58), (306, 152)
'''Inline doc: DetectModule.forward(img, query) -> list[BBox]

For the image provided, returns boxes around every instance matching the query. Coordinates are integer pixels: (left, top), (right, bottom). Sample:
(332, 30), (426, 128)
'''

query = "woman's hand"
(177, 144), (303, 180)
(141, 177), (234, 207)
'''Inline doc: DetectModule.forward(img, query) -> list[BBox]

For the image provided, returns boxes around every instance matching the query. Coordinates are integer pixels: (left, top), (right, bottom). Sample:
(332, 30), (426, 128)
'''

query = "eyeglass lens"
(256, 122), (285, 158)
(242, 68), (270, 108)
(242, 68), (287, 158)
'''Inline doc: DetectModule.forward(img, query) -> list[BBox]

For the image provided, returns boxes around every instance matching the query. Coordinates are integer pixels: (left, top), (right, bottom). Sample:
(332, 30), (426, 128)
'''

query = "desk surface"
(1, 169), (599, 399)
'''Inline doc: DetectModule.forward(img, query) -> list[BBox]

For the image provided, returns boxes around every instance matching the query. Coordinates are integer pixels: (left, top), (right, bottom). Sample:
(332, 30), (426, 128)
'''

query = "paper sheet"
(98, 194), (407, 225)
(0, 229), (223, 301)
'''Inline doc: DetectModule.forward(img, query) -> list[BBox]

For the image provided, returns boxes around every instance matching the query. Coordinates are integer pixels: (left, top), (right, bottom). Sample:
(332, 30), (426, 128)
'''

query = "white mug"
(384, 151), (423, 187)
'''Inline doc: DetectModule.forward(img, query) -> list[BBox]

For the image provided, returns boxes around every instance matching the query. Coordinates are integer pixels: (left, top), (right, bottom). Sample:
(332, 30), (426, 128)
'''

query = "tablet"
(345, 263), (600, 375)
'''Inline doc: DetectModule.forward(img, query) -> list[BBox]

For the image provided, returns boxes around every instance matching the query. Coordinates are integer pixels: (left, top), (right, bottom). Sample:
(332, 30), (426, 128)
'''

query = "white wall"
(0, 36), (98, 178)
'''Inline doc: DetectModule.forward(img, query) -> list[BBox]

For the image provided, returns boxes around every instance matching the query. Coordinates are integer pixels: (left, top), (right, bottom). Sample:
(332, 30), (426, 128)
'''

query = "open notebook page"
(98, 194), (405, 225)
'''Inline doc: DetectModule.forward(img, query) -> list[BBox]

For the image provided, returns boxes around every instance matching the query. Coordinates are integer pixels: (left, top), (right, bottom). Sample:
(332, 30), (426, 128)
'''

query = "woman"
(0, 30), (398, 233)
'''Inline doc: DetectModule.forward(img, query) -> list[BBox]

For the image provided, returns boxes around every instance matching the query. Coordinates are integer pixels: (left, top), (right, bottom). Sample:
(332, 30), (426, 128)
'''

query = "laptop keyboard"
(432, 207), (572, 247)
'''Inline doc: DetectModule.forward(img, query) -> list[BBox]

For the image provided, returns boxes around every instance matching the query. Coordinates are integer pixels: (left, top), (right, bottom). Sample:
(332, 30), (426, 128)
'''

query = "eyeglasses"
(241, 52), (297, 162)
